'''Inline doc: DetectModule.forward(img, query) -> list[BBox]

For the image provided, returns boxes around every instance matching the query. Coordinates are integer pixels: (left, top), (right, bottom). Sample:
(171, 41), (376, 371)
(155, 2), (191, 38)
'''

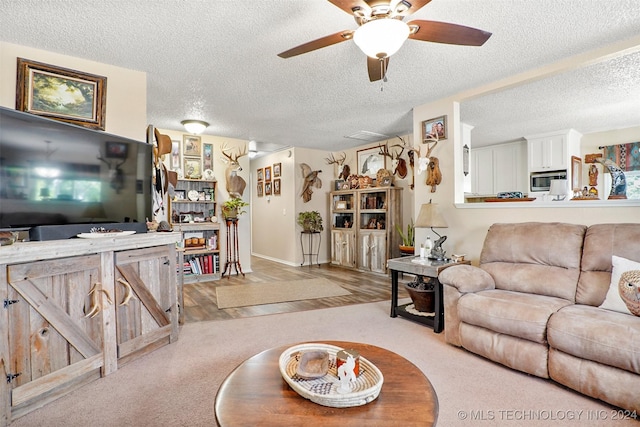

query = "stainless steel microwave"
(530, 170), (567, 192)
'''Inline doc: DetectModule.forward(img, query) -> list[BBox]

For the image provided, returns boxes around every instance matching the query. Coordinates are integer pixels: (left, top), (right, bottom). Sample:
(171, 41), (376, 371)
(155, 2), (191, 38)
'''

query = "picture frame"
(265, 181), (272, 195)
(105, 141), (128, 159)
(16, 58), (107, 130)
(379, 176), (393, 187)
(334, 179), (345, 191)
(202, 187), (215, 201)
(422, 115), (447, 141)
(273, 178), (281, 195)
(265, 166), (272, 182)
(183, 135), (201, 157)
(335, 200), (347, 210)
(357, 146), (386, 178)
(257, 168), (264, 181)
(170, 140), (181, 170)
(202, 143), (214, 171)
(174, 189), (186, 200)
(273, 163), (281, 177)
(183, 157), (202, 179)
(571, 155), (582, 192)
(257, 181), (264, 197)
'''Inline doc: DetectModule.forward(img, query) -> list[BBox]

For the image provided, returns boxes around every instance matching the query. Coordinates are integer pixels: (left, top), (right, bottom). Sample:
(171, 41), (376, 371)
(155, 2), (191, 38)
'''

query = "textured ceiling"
(1, 0), (640, 152)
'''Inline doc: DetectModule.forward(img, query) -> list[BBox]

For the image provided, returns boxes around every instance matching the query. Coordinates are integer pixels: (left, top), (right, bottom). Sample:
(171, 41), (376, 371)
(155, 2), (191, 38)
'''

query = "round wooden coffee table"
(215, 341), (438, 426)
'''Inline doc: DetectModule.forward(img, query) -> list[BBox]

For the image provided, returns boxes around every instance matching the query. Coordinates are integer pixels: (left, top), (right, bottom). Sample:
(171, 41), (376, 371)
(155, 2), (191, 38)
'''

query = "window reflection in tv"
(0, 107), (152, 229)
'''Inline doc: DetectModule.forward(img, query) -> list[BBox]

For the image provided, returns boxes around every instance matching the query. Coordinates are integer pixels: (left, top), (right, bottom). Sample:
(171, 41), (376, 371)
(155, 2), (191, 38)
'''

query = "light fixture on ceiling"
(248, 140), (258, 158)
(181, 120), (209, 135)
(353, 18), (410, 59)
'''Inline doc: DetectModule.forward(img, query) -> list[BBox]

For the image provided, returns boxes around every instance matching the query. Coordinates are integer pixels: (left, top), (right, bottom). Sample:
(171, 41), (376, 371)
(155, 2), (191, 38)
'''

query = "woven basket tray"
(279, 343), (384, 408)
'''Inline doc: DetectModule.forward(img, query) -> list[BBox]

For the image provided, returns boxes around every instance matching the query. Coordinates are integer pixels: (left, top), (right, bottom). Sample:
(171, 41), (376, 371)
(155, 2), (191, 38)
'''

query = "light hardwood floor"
(182, 256), (411, 323)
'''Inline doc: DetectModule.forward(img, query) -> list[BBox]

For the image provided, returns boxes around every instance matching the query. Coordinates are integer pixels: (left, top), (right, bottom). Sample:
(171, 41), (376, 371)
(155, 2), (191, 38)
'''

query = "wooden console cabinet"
(0, 232), (180, 425)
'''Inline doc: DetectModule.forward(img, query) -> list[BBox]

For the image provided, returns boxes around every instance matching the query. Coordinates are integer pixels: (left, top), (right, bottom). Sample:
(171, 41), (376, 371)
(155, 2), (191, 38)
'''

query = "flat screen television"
(0, 106), (153, 233)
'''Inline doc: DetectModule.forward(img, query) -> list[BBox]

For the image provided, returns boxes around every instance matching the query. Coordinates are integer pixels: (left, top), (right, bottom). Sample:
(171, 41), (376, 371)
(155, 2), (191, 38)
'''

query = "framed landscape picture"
(16, 58), (107, 130)
(183, 135), (201, 157)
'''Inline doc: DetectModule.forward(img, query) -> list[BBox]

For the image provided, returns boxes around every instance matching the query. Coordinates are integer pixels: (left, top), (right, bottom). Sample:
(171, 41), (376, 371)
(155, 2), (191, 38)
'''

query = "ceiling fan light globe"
(181, 119), (209, 135)
(354, 18), (410, 59)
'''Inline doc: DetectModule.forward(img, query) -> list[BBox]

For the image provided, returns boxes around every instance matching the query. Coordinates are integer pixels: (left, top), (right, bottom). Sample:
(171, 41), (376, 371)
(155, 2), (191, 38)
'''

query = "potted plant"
(297, 211), (324, 232)
(395, 219), (414, 254)
(221, 197), (249, 219)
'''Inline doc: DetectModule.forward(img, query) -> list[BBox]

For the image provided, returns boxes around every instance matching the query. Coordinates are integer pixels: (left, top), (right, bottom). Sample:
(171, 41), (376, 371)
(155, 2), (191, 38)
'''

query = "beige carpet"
(10, 301), (637, 427)
(215, 278), (351, 308)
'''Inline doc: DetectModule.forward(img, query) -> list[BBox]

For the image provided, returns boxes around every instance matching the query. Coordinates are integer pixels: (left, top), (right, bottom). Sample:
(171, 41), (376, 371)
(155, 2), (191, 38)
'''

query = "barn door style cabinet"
(329, 187), (402, 274)
(0, 233), (180, 425)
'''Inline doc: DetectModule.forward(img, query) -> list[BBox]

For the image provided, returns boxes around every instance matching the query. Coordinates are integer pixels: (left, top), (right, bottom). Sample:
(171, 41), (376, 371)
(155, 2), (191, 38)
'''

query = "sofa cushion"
(458, 289), (573, 344)
(599, 255), (640, 316)
(548, 304), (640, 375)
(480, 222), (586, 301)
(577, 223), (640, 306)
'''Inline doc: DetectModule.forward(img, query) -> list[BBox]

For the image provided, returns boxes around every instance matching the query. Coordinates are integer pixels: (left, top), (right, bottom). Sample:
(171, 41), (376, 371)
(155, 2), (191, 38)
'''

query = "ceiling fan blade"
(407, 20), (492, 46)
(367, 56), (390, 82)
(327, 0), (370, 15)
(278, 30), (354, 58)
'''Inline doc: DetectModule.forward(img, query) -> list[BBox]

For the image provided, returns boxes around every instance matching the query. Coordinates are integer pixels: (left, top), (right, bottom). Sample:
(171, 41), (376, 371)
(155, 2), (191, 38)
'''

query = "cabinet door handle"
(117, 278), (137, 306)
(85, 283), (113, 318)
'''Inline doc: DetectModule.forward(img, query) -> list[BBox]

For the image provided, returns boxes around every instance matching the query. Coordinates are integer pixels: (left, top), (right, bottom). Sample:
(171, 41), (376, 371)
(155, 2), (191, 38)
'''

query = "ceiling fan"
(278, 0), (492, 82)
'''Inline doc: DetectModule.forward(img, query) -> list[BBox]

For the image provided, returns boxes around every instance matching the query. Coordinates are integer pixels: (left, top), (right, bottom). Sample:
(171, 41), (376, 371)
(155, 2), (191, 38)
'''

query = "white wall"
(250, 149), (298, 265)
(0, 42), (146, 140)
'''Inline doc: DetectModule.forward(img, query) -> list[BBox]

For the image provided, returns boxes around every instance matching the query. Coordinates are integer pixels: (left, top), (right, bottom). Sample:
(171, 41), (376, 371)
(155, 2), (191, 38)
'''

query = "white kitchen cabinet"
(471, 141), (527, 195)
(526, 129), (582, 173)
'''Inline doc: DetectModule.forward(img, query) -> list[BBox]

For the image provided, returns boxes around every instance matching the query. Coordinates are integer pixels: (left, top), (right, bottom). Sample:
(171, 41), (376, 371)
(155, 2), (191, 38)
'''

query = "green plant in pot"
(221, 197), (249, 219)
(395, 219), (414, 254)
(297, 211), (323, 232)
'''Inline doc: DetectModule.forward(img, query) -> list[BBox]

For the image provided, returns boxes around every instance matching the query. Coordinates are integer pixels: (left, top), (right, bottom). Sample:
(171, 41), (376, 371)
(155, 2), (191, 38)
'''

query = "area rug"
(215, 278), (351, 309)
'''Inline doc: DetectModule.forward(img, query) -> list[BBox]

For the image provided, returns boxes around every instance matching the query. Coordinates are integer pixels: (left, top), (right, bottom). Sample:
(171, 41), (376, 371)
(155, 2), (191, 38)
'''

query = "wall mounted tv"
(0, 106), (153, 231)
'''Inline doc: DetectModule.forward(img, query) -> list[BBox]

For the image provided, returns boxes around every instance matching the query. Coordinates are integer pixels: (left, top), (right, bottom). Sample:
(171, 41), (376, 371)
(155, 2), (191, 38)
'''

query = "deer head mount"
(221, 143), (248, 198)
(325, 152), (350, 180)
(97, 152), (126, 193)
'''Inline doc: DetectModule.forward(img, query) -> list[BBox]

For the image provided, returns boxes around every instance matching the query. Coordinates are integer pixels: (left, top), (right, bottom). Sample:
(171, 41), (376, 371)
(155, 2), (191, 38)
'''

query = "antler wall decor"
(325, 152), (349, 179)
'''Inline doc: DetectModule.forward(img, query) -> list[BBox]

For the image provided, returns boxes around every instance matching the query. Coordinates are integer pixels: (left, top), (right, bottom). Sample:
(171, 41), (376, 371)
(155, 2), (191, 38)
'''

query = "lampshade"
(415, 203), (448, 228)
(549, 179), (568, 201)
(181, 120), (209, 135)
(353, 18), (410, 59)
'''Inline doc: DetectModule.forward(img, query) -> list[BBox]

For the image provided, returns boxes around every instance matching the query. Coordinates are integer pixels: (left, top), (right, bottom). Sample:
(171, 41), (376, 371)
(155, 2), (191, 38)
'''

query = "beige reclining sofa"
(439, 222), (640, 412)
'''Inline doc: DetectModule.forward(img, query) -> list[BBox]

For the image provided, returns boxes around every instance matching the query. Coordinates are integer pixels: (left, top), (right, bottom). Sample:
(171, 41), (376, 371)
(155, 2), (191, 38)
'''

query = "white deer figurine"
(221, 143), (248, 198)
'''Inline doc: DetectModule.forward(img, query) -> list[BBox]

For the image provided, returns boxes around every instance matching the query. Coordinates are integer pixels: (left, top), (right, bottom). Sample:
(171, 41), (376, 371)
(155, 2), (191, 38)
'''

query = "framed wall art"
(16, 58), (107, 130)
(170, 140), (181, 170)
(265, 181), (272, 195)
(183, 157), (201, 179)
(257, 168), (264, 181)
(265, 166), (272, 182)
(273, 162), (282, 177)
(183, 135), (201, 157)
(273, 178), (281, 195)
(257, 181), (264, 197)
(202, 143), (214, 171)
(174, 189), (186, 200)
(571, 155), (582, 192)
(422, 115), (447, 141)
(357, 146), (385, 178)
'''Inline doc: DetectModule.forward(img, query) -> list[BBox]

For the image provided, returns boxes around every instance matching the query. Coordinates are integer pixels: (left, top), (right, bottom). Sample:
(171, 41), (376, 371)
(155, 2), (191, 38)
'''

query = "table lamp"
(549, 179), (567, 201)
(415, 201), (449, 260)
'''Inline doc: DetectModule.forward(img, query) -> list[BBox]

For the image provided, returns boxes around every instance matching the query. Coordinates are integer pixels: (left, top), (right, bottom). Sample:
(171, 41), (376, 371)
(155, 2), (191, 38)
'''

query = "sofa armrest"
(439, 265), (495, 347)
(439, 264), (495, 293)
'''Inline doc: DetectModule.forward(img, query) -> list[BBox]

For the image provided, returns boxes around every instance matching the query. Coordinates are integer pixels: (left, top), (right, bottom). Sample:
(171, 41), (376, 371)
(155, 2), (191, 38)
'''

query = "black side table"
(387, 256), (470, 333)
(300, 231), (321, 267)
